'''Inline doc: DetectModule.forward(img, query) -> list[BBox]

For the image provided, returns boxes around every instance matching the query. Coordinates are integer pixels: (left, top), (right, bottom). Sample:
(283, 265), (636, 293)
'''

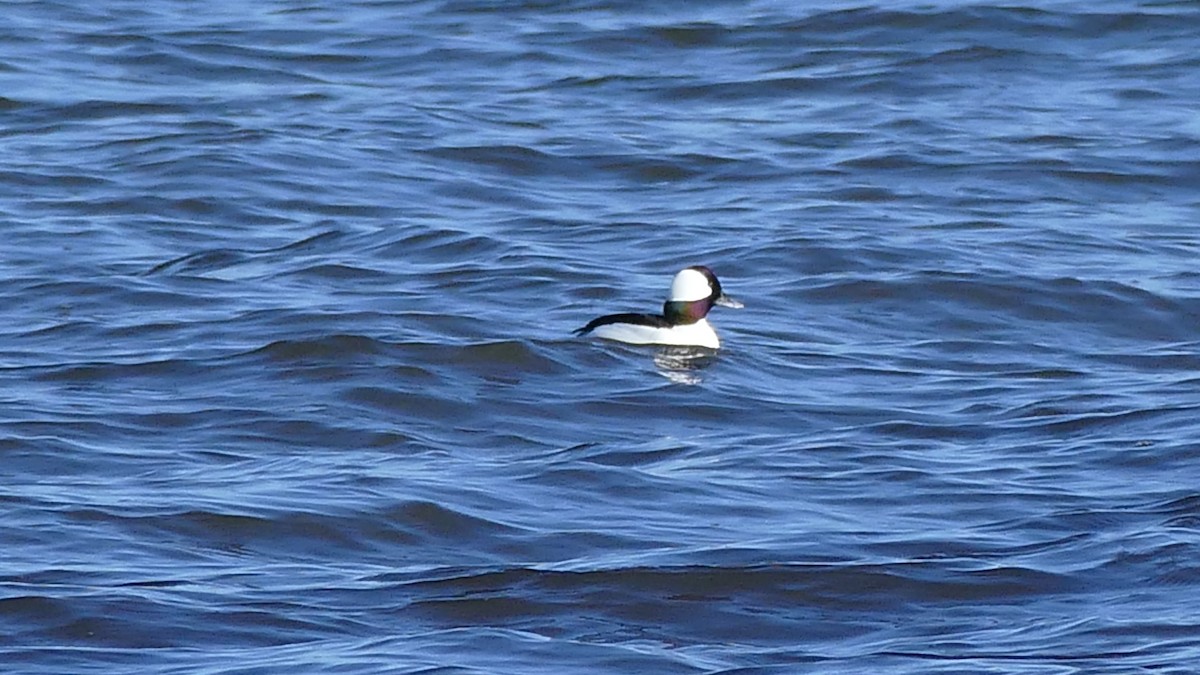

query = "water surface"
(3, 1), (1200, 673)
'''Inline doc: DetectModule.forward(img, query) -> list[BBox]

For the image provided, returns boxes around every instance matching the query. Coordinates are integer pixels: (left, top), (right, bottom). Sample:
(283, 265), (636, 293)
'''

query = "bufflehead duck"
(574, 266), (742, 349)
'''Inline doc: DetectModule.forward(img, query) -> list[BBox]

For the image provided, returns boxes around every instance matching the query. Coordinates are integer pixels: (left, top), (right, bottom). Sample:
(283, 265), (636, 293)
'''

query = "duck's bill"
(715, 294), (744, 309)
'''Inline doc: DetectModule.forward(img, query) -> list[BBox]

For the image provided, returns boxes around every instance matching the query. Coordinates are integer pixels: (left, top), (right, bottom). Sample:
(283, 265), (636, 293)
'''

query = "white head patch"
(668, 268), (713, 302)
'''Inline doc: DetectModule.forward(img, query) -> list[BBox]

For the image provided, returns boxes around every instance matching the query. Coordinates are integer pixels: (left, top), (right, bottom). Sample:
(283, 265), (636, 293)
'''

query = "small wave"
(144, 230), (345, 277)
(399, 560), (1078, 625)
(246, 334), (393, 362)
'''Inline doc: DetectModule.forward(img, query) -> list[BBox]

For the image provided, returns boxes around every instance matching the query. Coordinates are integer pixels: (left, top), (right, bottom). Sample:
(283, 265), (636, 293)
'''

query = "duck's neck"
(663, 298), (713, 325)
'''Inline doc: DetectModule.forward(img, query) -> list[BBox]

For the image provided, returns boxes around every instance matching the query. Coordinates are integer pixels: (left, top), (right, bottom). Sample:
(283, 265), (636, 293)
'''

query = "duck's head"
(663, 266), (742, 325)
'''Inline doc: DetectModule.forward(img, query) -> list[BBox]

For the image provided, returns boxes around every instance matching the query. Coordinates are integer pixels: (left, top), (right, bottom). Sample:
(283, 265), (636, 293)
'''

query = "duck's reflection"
(654, 346), (717, 385)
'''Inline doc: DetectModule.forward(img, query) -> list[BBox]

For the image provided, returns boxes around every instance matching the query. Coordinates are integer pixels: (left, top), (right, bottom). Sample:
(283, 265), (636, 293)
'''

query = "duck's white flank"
(591, 318), (720, 349)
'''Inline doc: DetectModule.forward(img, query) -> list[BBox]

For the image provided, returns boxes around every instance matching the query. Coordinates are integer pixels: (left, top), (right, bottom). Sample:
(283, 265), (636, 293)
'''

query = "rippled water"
(4, 1), (1200, 672)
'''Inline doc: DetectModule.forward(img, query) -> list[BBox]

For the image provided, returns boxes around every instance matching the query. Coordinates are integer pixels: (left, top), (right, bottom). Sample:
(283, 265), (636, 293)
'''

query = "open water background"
(4, 1), (1200, 673)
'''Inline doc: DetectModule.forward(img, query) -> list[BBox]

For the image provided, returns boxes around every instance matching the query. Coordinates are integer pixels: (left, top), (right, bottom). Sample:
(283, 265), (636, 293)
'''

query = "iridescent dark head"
(662, 266), (742, 325)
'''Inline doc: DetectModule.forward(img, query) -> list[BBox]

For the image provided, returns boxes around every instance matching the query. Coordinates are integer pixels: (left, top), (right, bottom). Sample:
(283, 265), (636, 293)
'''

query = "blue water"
(4, 1), (1200, 673)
